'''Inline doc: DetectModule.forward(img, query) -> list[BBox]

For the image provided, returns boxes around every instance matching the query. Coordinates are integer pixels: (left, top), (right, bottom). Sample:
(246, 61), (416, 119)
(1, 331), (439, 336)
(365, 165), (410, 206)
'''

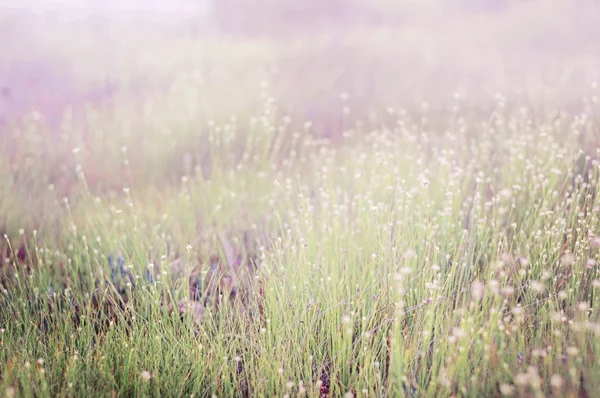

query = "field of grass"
(1, 2), (600, 397)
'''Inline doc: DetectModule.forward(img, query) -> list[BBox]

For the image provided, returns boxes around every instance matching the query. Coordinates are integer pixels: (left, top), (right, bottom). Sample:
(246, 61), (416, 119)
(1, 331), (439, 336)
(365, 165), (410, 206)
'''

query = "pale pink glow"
(0, 0), (598, 135)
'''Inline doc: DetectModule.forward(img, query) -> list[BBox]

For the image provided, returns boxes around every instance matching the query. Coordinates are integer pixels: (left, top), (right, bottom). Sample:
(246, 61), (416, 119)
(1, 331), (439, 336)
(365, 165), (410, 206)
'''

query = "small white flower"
(530, 281), (544, 294)
(471, 281), (485, 301)
(566, 346), (579, 356)
(139, 371), (152, 381)
(550, 374), (563, 389)
(499, 383), (514, 396)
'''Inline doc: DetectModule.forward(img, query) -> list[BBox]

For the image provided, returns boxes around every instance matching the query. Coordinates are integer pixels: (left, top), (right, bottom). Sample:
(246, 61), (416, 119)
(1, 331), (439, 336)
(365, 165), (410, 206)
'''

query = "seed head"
(550, 374), (563, 389)
(139, 371), (152, 381)
(471, 281), (485, 301)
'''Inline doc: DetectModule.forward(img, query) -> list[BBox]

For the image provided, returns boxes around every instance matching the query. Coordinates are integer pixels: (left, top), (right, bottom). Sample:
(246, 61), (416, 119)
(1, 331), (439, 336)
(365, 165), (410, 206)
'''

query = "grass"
(1, 2), (600, 397)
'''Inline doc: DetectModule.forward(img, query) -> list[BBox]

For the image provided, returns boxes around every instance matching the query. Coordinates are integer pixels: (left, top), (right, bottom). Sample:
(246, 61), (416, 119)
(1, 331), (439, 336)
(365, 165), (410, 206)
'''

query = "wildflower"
(541, 271), (551, 281)
(566, 346), (579, 356)
(499, 188), (512, 199)
(488, 279), (499, 291)
(498, 383), (514, 396)
(471, 280), (485, 301)
(529, 281), (544, 294)
(517, 257), (529, 267)
(561, 253), (575, 266)
(586, 259), (596, 268)
(550, 374), (563, 389)
(140, 371), (152, 381)
(452, 327), (466, 339)
(514, 373), (528, 386)
(403, 249), (416, 259)
(512, 306), (523, 316)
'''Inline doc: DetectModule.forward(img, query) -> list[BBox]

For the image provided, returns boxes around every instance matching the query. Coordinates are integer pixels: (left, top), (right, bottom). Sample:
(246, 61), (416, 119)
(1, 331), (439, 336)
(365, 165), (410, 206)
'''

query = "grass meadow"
(1, 2), (600, 397)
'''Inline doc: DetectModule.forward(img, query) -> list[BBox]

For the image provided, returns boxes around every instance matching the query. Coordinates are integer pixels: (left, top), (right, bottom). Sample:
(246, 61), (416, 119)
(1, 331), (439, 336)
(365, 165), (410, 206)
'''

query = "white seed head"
(139, 371), (152, 381)
(550, 374), (563, 389)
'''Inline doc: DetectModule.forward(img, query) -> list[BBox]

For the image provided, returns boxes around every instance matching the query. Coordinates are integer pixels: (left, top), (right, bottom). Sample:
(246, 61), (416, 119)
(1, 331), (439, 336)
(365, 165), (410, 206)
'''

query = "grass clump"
(1, 5), (600, 397)
(2, 91), (599, 396)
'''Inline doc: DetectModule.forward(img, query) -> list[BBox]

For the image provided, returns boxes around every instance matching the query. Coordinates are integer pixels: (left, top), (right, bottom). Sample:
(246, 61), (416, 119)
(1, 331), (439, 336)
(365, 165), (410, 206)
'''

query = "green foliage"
(1, 5), (600, 397)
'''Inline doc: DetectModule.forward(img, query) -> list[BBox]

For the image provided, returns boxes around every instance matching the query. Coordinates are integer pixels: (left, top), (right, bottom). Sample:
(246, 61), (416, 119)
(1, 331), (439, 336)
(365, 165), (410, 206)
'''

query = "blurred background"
(2, 0), (598, 130)
(0, 0), (599, 227)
